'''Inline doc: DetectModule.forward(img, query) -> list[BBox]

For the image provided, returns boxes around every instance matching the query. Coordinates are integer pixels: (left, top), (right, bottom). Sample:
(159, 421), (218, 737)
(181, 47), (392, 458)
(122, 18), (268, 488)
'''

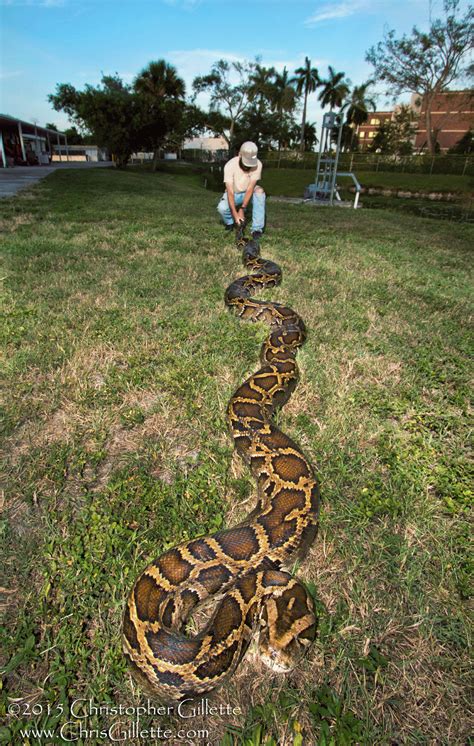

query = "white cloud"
(166, 48), (327, 89)
(305, 0), (367, 25)
(0, 70), (23, 80)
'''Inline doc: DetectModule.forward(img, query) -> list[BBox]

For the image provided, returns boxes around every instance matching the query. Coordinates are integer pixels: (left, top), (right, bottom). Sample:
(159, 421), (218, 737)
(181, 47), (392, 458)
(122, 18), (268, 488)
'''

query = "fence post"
(462, 157), (468, 176)
(430, 156), (435, 175)
(349, 153), (354, 171)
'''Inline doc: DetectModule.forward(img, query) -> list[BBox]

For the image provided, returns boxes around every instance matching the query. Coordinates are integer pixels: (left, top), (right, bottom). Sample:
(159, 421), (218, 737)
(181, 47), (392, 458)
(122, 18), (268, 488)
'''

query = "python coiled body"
(123, 228), (320, 700)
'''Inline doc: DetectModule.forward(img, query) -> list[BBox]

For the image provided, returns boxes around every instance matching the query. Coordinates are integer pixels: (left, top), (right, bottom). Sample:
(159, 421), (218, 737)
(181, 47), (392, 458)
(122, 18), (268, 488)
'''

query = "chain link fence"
(260, 151), (474, 176)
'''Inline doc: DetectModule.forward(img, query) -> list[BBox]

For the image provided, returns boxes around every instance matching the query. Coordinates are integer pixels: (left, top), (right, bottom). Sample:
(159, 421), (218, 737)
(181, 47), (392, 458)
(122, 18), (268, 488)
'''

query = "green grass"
(261, 167), (474, 197)
(1, 167), (472, 745)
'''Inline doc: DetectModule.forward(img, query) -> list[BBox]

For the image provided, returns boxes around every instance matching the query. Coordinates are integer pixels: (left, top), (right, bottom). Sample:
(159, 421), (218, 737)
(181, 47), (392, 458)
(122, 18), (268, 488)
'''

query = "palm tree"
(134, 59), (185, 99)
(290, 57), (320, 153)
(271, 66), (297, 115)
(133, 60), (186, 168)
(248, 63), (276, 115)
(318, 66), (350, 111)
(271, 67), (297, 157)
(344, 81), (376, 149)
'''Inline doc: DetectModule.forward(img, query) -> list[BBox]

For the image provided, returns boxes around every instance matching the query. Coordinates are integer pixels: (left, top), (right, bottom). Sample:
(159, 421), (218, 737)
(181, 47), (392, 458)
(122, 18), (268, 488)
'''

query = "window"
(370, 118), (380, 125)
(359, 132), (365, 138)
(368, 131), (375, 138)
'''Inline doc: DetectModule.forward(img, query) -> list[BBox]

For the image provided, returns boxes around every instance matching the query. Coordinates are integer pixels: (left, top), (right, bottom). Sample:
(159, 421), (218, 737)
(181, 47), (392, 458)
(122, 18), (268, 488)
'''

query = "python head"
(258, 582), (317, 673)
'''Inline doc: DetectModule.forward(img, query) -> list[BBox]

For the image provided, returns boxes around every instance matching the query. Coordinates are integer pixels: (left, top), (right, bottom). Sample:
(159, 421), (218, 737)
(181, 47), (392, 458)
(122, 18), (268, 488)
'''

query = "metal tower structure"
(312, 111), (344, 205)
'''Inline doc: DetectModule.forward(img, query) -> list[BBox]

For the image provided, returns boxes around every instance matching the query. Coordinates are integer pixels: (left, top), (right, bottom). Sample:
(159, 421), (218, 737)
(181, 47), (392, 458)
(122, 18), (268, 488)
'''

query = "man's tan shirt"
(223, 156), (263, 192)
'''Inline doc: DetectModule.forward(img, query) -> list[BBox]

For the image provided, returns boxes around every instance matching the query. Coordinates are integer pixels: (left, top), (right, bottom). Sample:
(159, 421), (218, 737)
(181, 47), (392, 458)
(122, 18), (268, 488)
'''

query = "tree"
(49, 75), (140, 167)
(290, 57), (320, 153)
(192, 59), (256, 149)
(49, 64), (203, 168)
(366, 0), (474, 154)
(270, 67), (298, 154)
(370, 105), (417, 154)
(133, 59), (185, 99)
(448, 128), (474, 153)
(318, 66), (350, 111)
(133, 60), (186, 169)
(233, 104), (281, 151)
(344, 81), (377, 150)
(162, 103), (207, 154)
(248, 63), (276, 115)
(289, 120), (318, 152)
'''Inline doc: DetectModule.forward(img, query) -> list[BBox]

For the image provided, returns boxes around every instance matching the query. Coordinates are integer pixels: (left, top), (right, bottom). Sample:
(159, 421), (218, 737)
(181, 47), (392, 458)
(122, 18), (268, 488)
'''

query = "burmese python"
(123, 224), (320, 700)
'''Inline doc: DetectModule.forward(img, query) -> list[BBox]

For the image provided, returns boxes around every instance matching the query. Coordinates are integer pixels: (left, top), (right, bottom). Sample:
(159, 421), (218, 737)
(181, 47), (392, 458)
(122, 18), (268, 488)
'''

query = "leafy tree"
(49, 75), (140, 167)
(290, 57), (320, 152)
(289, 120), (318, 152)
(370, 105), (417, 154)
(204, 110), (232, 142)
(192, 59), (256, 148)
(318, 66), (350, 111)
(64, 126), (87, 144)
(366, 0), (474, 154)
(133, 60), (187, 169)
(162, 103), (207, 153)
(233, 104), (281, 151)
(50, 64), (203, 168)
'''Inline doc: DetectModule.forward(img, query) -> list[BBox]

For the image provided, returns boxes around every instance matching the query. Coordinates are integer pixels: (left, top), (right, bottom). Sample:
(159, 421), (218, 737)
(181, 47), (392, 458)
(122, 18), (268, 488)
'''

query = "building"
(357, 112), (393, 150)
(182, 135), (228, 160)
(52, 144), (108, 162)
(0, 114), (69, 167)
(411, 90), (473, 152)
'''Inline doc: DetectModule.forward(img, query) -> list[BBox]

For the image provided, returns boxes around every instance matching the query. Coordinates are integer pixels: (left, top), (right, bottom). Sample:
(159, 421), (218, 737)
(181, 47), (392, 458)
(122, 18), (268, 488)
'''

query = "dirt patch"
(93, 406), (199, 491)
(0, 213), (35, 233)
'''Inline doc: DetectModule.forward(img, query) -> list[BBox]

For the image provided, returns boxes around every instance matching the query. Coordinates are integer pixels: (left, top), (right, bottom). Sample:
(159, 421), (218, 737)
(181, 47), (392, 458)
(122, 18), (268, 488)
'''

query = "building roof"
(0, 114), (66, 136)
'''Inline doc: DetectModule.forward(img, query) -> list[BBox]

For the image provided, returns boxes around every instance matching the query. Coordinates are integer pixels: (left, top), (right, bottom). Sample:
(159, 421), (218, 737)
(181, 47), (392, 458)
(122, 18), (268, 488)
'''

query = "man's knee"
(254, 186), (265, 196)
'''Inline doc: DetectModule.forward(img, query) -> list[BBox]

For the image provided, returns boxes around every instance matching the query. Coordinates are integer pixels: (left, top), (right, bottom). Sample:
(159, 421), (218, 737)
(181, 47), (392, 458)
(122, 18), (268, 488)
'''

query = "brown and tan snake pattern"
(123, 226), (320, 700)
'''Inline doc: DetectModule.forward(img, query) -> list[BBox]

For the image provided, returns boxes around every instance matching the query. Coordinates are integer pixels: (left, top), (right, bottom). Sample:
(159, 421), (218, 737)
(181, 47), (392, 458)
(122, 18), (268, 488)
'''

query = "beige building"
(183, 136), (228, 152)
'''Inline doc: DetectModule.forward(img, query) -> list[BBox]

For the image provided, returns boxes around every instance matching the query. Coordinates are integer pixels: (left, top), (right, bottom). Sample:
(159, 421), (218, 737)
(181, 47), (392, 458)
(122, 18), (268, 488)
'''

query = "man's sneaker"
(252, 230), (263, 240)
(224, 223), (234, 231)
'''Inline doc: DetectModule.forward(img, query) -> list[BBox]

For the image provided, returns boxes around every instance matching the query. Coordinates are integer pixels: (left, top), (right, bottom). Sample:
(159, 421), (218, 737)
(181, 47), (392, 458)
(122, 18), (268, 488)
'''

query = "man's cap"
(239, 141), (258, 167)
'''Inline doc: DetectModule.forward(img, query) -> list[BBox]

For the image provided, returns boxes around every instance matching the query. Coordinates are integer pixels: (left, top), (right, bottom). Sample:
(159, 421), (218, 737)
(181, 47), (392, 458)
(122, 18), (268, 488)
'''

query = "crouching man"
(217, 141), (265, 240)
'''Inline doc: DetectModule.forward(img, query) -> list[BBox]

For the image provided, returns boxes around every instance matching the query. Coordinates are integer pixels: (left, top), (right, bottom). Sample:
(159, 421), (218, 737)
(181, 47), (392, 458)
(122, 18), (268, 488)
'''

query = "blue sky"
(0, 0), (467, 132)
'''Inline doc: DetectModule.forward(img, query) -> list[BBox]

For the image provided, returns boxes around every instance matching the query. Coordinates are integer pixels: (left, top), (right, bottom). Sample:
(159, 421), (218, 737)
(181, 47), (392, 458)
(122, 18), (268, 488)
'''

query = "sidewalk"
(0, 161), (113, 198)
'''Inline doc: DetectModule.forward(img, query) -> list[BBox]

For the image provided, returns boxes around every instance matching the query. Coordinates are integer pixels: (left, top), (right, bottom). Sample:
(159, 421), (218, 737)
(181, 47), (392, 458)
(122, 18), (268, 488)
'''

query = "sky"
(0, 0), (470, 134)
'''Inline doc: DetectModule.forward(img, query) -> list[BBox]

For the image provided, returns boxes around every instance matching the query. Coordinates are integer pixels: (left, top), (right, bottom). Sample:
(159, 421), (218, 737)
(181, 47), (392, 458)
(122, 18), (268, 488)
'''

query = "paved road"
(0, 161), (113, 198)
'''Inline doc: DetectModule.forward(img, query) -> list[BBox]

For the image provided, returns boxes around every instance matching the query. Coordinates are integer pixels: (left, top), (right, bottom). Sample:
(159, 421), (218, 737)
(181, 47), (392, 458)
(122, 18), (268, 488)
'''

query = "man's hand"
(236, 208), (246, 224)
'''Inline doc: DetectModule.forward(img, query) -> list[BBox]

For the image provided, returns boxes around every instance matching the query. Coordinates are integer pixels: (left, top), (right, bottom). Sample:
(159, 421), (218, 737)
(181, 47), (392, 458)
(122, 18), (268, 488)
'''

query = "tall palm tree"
(271, 67), (297, 155)
(344, 80), (376, 149)
(318, 66), (350, 111)
(290, 57), (320, 153)
(248, 63), (276, 115)
(133, 60), (186, 168)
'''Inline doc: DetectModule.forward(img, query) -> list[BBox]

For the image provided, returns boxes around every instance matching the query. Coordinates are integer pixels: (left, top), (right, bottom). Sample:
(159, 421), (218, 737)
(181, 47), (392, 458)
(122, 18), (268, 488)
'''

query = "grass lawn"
(261, 167), (474, 198)
(1, 167), (472, 744)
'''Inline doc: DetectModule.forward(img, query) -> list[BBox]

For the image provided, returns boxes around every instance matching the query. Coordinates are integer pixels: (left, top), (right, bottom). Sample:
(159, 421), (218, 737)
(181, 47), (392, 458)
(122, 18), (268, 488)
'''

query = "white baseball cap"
(239, 141), (258, 167)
